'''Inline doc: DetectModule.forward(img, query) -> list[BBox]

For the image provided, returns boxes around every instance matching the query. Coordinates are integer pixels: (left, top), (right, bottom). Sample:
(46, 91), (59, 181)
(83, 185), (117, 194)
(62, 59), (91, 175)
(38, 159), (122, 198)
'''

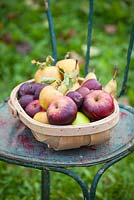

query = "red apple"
(47, 96), (77, 125)
(76, 86), (90, 98)
(81, 79), (102, 90)
(25, 100), (43, 118)
(66, 91), (83, 108)
(82, 90), (114, 121)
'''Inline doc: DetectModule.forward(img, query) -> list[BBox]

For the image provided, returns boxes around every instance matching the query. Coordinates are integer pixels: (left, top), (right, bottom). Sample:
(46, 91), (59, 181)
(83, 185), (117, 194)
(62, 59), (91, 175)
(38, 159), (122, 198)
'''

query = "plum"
(76, 86), (90, 98)
(82, 79), (102, 90)
(18, 82), (47, 98)
(18, 82), (33, 97)
(34, 84), (46, 99)
(66, 91), (83, 108)
(19, 94), (34, 109)
(25, 100), (43, 118)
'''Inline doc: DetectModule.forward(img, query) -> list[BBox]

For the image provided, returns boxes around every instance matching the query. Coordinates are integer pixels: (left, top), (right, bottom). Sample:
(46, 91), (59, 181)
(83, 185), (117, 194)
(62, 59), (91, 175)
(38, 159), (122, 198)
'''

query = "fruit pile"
(17, 56), (117, 126)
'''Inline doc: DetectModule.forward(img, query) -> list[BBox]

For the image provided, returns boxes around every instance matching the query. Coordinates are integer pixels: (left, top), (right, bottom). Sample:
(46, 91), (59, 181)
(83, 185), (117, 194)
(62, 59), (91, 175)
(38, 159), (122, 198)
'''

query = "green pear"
(72, 112), (90, 125)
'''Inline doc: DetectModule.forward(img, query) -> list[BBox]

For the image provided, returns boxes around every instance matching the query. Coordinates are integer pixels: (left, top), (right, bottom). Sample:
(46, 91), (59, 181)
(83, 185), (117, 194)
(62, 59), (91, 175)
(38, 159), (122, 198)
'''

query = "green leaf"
(70, 68), (79, 79)
(41, 77), (57, 84)
(63, 73), (73, 89)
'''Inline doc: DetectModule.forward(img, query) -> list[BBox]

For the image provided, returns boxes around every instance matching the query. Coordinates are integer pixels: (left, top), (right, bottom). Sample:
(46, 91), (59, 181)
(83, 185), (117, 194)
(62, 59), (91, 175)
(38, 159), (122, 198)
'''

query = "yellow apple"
(39, 85), (63, 110)
(72, 112), (90, 125)
(33, 111), (49, 124)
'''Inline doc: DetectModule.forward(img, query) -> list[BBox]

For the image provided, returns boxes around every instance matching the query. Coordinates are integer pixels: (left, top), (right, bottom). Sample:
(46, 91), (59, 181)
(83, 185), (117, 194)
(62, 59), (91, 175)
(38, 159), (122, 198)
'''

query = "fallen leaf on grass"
(16, 41), (31, 54)
(0, 33), (13, 44)
(104, 24), (117, 35)
(67, 51), (85, 67)
(82, 45), (101, 57)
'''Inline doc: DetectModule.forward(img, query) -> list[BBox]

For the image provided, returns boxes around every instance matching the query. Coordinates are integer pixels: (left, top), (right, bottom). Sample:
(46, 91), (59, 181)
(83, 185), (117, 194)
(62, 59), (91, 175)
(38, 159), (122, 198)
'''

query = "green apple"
(72, 112), (90, 125)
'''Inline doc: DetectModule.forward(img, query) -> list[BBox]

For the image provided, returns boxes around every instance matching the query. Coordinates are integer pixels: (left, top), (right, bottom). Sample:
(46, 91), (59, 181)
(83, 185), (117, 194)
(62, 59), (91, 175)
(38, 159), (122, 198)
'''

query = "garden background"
(0, 0), (134, 199)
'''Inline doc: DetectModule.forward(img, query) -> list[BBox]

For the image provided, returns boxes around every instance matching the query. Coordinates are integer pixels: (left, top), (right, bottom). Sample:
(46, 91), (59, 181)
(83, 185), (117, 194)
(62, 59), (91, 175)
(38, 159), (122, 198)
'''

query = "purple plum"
(25, 100), (43, 118)
(81, 79), (102, 90)
(19, 94), (34, 109)
(66, 91), (83, 108)
(76, 86), (90, 98)
(34, 84), (46, 99)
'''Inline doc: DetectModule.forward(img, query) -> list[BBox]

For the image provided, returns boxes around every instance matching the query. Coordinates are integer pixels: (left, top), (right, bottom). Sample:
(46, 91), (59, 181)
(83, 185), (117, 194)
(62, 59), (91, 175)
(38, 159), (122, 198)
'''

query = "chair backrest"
(44, 0), (134, 98)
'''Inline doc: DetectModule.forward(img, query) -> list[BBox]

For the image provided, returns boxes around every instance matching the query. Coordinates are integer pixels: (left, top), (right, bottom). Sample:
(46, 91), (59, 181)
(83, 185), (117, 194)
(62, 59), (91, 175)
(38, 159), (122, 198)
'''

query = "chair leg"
(89, 150), (131, 200)
(41, 169), (50, 200)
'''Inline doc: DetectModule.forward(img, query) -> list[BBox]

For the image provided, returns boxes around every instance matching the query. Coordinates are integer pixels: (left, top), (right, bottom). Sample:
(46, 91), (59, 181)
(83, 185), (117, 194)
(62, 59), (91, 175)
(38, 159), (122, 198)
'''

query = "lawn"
(0, 0), (134, 199)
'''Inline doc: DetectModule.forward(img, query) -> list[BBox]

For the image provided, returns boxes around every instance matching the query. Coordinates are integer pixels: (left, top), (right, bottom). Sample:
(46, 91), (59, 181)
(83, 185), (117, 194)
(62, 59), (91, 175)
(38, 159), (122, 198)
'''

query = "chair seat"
(0, 102), (133, 168)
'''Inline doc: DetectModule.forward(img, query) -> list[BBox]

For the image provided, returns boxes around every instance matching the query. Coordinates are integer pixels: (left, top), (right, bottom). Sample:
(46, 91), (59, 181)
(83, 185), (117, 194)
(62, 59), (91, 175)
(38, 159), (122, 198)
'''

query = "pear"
(56, 58), (79, 75)
(72, 112), (90, 125)
(57, 82), (68, 95)
(33, 111), (49, 124)
(66, 81), (80, 94)
(39, 85), (63, 110)
(84, 69), (97, 82)
(104, 68), (118, 98)
(32, 56), (63, 83)
(70, 81), (80, 90)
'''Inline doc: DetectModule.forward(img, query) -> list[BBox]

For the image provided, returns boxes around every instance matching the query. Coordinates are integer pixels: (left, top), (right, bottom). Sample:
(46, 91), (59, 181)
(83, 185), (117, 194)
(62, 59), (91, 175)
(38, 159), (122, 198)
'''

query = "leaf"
(41, 77), (57, 84)
(0, 33), (13, 44)
(63, 73), (73, 89)
(64, 73), (69, 86)
(70, 68), (79, 79)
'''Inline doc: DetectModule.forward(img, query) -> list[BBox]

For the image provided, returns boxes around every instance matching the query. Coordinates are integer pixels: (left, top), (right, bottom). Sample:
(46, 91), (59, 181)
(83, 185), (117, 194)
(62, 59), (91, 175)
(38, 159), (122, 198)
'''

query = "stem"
(64, 52), (70, 59)
(75, 59), (78, 70)
(113, 67), (118, 80)
(31, 60), (45, 69)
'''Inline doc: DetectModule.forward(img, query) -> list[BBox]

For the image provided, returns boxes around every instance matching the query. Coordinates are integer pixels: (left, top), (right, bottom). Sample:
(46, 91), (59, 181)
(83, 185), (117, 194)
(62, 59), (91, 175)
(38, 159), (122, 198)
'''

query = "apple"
(82, 90), (114, 121)
(25, 100), (43, 118)
(47, 96), (77, 125)
(39, 85), (63, 110)
(19, 94), (34, 109)
(33, 111), (49, 124)
(66, 91), (83, 108)
(72, 112), (90, 125)
(76, 86), (90, 98)
(81, 79), (102, 90)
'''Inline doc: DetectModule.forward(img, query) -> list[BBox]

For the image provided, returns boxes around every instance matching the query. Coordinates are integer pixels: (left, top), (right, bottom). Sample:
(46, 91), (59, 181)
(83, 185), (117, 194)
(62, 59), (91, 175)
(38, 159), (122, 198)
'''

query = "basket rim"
(9, 79), (120, 136)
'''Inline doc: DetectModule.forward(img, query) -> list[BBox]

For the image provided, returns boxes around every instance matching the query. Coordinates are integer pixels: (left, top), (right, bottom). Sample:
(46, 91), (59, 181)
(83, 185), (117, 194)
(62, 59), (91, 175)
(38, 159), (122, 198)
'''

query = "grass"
(0, 154), (134, 200)
(0, 0), (134, 199)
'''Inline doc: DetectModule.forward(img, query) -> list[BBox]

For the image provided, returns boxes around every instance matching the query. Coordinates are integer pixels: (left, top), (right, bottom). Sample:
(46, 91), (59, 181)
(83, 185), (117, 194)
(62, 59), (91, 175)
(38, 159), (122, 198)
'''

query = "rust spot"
(38, 146), (47, 156)
(17, 134), (34, 151)
(120, 112), (128, 118)
(16, 121), (25, 130)
(0, 117), (8, 127)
